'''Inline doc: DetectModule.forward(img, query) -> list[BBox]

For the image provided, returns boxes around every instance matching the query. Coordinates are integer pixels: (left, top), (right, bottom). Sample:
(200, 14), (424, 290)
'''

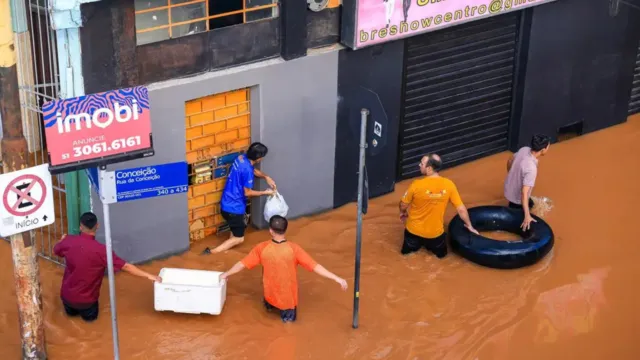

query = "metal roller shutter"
(398, 14), (520, 180)
(629, 41), (640, 116)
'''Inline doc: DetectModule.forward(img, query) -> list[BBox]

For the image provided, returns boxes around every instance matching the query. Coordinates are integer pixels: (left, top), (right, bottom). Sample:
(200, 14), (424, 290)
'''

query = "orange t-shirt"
(241, 240), (318, 310)
(401, 176), (463, 239)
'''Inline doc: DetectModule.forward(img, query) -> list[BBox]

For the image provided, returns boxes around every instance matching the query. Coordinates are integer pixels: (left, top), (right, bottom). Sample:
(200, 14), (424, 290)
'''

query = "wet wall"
(513, 0), (640, 148)
(91, 51), (339, 263)
(333, 42), (404, 208)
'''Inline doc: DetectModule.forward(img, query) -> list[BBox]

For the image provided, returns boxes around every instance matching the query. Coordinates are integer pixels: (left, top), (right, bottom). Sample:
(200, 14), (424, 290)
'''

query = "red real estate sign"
(42, 86), (155, 174)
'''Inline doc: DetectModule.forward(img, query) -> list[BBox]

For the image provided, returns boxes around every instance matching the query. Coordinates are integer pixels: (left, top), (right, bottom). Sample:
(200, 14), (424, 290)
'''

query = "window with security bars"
(134, 0), (279, 46)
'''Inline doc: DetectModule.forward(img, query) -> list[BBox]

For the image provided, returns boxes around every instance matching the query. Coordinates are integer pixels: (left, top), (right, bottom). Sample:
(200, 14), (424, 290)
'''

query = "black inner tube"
(449, 206), (554, 269)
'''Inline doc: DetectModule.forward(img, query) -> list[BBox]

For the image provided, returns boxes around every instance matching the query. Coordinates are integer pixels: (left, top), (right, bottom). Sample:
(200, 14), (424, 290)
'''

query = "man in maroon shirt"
(54, 212), (161, 322)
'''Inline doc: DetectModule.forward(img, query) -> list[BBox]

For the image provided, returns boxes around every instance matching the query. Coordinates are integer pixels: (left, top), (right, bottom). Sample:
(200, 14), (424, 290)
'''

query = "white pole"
(100, 168), (120, 359)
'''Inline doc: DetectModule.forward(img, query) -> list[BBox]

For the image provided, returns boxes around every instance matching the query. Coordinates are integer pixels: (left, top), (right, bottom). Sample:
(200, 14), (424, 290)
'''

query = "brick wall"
(185, 88), (251, 243)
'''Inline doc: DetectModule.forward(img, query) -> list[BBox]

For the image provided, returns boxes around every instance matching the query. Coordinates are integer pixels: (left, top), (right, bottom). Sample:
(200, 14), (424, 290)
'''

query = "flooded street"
(1, 116), (639, 360)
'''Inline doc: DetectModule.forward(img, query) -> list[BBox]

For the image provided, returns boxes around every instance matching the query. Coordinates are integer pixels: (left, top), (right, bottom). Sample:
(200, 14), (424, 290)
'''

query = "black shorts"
(221, 210), (247, 237)
(264, 299), (297, 323)
(401, 229), (448, 258)
(508, 198), (535, 210)
(63, 300), (99, 322)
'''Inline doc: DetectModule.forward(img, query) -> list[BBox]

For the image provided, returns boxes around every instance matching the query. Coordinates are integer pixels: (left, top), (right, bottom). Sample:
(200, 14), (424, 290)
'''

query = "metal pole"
(0, 0), (46, 357)
(352, 108), (368, 329)
(100, 168), (120, 359)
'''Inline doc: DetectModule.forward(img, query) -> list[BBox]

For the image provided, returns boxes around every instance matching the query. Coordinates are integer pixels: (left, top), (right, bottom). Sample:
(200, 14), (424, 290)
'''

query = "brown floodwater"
(479, 231), (523, 242)
(1, 115), (640, 360)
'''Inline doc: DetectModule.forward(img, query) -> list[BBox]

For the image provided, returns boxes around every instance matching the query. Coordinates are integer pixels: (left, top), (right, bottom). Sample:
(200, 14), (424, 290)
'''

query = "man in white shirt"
(504, 134), (551, 231)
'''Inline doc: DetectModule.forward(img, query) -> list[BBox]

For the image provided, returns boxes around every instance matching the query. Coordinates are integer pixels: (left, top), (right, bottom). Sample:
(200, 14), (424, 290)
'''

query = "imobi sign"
(340, 0), (559, 49)
(42, 86), (155, 174)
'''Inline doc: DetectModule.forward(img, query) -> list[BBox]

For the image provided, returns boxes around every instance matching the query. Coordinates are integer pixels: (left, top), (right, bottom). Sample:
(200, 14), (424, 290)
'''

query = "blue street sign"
(112, 162), (188, 202)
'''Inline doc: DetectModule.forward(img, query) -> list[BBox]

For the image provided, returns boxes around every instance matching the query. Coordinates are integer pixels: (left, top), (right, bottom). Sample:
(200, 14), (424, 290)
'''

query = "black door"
(397, 13), (521, 180)
(629, 41), (640, 116)
(333, 42), (405, 209)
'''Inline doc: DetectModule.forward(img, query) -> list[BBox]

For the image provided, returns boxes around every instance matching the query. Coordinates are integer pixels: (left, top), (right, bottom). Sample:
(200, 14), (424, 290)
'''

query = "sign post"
(84, 161), (188, 360)
(353, 108), (369, 329)
(1, 1), (48, 355)
(100, 166), (120, 360)
(42, 86), (156, 360)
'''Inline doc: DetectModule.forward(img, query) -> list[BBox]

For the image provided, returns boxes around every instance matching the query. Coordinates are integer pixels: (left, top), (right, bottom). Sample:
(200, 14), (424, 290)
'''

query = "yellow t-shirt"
(401, 176), (463, 239)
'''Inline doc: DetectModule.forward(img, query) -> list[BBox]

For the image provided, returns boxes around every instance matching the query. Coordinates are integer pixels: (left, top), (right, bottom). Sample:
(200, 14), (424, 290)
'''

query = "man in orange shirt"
(220, 215), (348, 322)
(399, 154), (479, 258)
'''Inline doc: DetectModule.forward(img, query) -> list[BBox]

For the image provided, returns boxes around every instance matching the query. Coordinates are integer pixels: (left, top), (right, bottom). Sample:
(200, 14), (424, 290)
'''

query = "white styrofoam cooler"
(154, 268), (226, 315)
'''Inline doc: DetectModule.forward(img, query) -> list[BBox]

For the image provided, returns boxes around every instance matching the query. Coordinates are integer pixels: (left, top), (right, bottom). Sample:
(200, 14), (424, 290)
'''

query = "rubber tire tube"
(448, 205), (554, 269)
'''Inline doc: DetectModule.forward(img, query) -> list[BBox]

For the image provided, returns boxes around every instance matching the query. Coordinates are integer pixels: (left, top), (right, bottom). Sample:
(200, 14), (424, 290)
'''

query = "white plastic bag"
(264, 191), (289, 222)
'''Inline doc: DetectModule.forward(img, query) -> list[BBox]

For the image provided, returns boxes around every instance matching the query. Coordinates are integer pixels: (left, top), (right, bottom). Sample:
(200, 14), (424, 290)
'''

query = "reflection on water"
(535, 267), (609, 344)
(0, 117), (639, 359)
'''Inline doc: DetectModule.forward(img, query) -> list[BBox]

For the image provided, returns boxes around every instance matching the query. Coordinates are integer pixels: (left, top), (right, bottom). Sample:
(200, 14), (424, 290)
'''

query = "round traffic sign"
(2, 174), (47, 217)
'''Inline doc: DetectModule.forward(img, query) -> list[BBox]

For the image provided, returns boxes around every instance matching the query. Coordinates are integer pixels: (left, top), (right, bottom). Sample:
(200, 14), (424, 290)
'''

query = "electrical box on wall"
(188, 151), (243, 186)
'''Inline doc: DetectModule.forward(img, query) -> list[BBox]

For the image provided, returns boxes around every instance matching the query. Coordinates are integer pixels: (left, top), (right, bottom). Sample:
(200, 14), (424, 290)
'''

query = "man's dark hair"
(269, 215), (288, 235)
(425, 153), (443, 172)
(246, 142), (268, 161)
(531, 134), (551, 152)
(80, 212), (98, 230)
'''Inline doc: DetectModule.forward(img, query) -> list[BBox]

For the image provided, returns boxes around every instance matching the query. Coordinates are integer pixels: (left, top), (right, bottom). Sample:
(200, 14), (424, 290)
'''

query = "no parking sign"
(0, 164), (55, 237)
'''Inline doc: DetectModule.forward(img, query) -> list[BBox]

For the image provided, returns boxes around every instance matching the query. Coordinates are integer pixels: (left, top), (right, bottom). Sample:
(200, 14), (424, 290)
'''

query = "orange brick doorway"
(185, 88), (252, 245)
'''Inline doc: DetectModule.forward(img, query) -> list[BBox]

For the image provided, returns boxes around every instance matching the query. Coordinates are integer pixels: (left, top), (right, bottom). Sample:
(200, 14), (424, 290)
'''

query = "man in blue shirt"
(213, 142), (276, 253)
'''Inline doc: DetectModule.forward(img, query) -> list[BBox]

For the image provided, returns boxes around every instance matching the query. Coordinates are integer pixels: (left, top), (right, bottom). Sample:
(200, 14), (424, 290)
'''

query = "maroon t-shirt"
(53, 233), (126, 307)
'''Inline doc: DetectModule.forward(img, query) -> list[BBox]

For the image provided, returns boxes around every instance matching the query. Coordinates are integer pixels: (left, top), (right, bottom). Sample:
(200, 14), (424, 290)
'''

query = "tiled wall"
(185, 88), (251, 243)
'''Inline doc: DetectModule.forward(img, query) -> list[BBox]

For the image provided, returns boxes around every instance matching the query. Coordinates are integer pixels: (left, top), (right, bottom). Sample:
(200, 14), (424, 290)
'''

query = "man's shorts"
(221, 210), (247, 237)
(508, 198), (535, 210)
(264, 299), (297, 323)
(401, 229), (447, 258)
(63, 299), (99, 322)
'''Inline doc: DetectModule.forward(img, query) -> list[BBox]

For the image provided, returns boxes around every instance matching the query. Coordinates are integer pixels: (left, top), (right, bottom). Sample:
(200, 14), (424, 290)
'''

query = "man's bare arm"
(520, 185), (537, 230)
(399, 201), (410, 217)
(254, 168), (267, 178)
(254, 168), (276, 190)
(220, 261), (246, 280)
(455, 205), (479, 235)
(399, 201), (410, 222)
(244, 187), (274, 197)
(121, 263), (161, 282)
(521, 185), (532, 217)
(313, 264), (348, 290)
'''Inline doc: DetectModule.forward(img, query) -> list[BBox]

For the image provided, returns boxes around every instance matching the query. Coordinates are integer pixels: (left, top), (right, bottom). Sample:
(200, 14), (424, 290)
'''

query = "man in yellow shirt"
(399, 154), (478, 258)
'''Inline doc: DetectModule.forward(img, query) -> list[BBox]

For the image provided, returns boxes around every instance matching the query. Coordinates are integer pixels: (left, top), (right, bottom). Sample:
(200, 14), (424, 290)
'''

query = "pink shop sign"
(341, 0), (559, 49)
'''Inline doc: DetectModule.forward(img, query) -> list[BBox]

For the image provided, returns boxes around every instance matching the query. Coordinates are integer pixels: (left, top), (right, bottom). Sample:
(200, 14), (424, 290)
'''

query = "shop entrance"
(184, 88), (251, 244)
(629, 40), (640, 116)
(397, 13), (521, 180)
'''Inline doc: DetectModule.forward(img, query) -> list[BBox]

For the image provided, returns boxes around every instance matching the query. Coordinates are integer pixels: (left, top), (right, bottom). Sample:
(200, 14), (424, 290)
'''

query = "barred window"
(134, 0), (279, 46)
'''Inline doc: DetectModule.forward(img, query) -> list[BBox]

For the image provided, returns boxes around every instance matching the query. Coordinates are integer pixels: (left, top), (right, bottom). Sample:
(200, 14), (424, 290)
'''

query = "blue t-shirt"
(220, 155), (255, 214)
